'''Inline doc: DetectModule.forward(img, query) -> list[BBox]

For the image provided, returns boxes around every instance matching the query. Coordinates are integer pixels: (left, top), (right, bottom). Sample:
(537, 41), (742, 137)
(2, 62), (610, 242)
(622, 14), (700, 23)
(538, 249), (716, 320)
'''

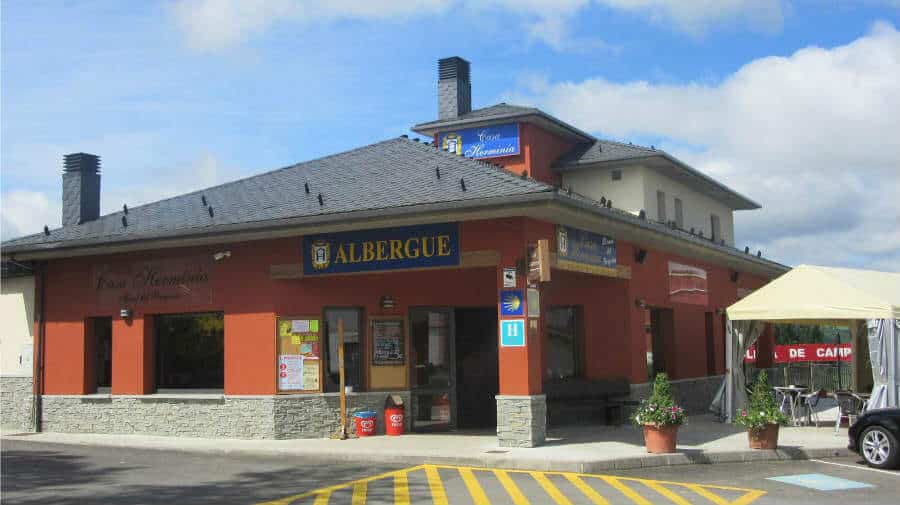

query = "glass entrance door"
(409, 308), (455, 431)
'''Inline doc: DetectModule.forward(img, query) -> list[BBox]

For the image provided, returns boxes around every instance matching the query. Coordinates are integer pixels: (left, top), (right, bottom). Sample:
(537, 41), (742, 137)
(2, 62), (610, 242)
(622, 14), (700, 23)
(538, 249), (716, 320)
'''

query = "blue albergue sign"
(438, 123), (520, 159)
(556, 225), (616, 272)
(303, 223), (460, 275)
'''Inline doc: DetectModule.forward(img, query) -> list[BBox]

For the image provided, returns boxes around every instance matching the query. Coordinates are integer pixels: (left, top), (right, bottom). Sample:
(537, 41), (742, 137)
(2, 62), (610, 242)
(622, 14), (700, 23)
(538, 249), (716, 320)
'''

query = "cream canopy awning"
(727, 264), (900, 322)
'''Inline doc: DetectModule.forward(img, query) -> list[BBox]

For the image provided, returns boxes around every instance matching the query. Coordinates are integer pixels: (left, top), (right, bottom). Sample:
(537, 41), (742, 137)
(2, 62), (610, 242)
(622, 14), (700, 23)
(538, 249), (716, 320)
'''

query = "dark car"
(848, 408), (900, 469)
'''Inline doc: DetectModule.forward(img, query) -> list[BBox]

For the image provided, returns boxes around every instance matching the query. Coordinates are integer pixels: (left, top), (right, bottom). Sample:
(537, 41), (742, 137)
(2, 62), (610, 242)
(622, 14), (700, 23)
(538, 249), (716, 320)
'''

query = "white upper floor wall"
(562, 165), (736, 246)
(1, 275), (35, 377)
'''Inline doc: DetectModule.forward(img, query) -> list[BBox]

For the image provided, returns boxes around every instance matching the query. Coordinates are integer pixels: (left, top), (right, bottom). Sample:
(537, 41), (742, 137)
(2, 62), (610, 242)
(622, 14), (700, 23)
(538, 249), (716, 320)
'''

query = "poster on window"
(276, 316), (322, 392)
(372, 319), (405, 366)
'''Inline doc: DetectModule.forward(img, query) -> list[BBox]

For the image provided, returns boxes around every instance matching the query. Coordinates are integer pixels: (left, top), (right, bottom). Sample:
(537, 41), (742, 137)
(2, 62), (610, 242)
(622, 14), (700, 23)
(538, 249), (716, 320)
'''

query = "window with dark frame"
(545, 307), (582, 379)
(674, 198), (684, 229)
(155, 312), (224, 389)
(656, 190), (666, 222)
(324, 308), (364, 392)
(711, 214), (721, 242)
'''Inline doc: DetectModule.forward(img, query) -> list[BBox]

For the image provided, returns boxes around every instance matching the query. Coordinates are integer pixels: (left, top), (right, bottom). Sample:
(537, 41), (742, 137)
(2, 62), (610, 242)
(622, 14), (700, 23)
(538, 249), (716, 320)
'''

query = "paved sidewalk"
(1, 415), (850, 473)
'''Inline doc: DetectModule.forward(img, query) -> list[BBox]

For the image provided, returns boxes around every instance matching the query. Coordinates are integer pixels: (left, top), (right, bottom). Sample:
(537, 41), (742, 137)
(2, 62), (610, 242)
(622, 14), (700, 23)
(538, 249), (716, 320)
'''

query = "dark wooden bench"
(544, 377), (638, 426)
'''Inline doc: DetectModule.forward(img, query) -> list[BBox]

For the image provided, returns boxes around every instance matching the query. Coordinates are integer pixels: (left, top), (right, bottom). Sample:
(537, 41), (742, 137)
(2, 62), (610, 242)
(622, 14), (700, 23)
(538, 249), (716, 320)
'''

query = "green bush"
(735, 371), (787, 433)
(631, 373), (686, 427)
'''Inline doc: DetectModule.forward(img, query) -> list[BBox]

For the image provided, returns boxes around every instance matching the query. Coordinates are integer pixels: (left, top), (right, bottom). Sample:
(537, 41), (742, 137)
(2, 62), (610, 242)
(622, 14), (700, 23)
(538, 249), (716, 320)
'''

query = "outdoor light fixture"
(635, 298), (647, 309)
(213, 250), (232, 262)
(119, 308), (133, 320)
(380, 295), (396, 310)
(715, 307), (726, 316)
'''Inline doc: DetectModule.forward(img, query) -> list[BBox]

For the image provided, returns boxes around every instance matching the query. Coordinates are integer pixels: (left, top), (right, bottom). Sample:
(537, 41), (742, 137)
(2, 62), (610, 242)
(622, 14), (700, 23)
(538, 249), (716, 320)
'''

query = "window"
(611, 169), (622, 181)
(324, 308), (363, 392)
(656, 190), (666, 222)
(156, 312), (224, 389)
(674, 198), (684, 229)
(86, 317), (112, 392)
(546, 307), (581, 379)
(711, 214), (721, 242)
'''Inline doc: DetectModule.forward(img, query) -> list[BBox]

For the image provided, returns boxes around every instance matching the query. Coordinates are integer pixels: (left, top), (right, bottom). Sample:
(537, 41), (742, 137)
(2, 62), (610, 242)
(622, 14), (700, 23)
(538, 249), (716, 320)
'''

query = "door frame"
(408, 306), (458, 432)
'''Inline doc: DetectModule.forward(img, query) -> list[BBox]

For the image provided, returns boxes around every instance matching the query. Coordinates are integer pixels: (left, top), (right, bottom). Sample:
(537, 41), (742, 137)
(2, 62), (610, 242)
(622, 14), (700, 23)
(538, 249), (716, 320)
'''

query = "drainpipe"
(32, 261), (46, 432)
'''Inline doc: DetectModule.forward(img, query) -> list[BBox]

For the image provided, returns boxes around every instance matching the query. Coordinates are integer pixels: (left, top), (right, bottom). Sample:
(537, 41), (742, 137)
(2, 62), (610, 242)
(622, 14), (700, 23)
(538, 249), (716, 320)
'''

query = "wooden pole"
(338, 318), (347, 440)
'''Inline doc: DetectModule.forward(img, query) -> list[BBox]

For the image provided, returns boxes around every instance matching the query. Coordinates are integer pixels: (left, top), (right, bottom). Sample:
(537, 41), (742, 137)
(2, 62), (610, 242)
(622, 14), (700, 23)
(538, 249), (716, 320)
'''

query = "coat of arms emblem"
(311, 240), (331, 270)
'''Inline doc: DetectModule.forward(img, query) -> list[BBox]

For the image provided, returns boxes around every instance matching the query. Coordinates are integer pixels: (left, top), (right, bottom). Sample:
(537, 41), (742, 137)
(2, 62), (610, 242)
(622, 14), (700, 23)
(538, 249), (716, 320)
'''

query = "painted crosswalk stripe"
(394, 472), (410, 505)
(564, 474), (610, 505)
(642, 480), (691, 505)
(459, 467), (491, 505)
(351, 481), (367, 505)
(425, 465), (448, 505)
(601, 476), (653, 505)
(494, 469), (531, 505)
(531, 472), (574, 505)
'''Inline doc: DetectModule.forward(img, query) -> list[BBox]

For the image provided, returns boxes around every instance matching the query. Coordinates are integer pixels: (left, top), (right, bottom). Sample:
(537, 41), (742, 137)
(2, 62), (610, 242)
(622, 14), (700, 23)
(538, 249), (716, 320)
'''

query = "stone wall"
(39, 391), (410, 439)
(496, 394), (546, 448)
(1, 376), (34, 432)
(629, 375), (724, 415)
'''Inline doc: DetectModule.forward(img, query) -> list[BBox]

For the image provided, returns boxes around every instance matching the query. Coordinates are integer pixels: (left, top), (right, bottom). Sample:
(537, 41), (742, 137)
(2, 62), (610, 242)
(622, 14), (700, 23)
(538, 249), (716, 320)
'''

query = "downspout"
(32, 261), (46, 432)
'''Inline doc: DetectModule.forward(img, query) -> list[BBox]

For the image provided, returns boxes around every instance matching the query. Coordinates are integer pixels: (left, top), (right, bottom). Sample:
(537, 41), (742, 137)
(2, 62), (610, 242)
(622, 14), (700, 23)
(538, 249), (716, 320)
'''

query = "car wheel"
(860, 425), (900, 469)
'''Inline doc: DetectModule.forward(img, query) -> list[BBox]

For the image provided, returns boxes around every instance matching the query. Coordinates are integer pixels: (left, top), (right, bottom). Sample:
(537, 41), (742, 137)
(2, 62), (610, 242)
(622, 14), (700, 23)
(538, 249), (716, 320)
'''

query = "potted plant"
(736, 371), (787, 449)
(631, 373), (686, 453)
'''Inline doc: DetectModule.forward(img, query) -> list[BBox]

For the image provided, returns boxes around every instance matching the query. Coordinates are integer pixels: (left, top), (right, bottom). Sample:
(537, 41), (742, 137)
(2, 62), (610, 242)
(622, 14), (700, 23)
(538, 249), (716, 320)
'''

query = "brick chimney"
(62, 153), (101, 226)
(438, 57), (471, 120)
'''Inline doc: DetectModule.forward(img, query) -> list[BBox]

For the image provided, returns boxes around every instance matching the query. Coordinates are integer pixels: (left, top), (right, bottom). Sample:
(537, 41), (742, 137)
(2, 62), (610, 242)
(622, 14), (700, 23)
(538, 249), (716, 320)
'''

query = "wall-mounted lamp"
(635, 298), (647, 310)
(213, 250), (232, 261)
(715, 307), (726, 316)
(380, 295), (396, 310)
(730, 271), (740, 283)
(119, 308), (133, 320)
(634, 248), (648, 264)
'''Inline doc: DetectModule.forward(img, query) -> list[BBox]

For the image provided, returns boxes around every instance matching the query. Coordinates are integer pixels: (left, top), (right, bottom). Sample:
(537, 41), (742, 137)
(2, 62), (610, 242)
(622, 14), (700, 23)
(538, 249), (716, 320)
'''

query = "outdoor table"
(774, 386), (809, 426)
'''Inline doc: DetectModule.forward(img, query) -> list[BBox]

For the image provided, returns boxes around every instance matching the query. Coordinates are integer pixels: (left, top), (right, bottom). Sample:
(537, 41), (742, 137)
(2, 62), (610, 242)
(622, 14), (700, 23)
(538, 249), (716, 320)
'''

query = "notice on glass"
(301, 358), (320, 390)
(372, 320), (404, 366)
(278, 354), (304, 391)
(292, 319), (310, 333)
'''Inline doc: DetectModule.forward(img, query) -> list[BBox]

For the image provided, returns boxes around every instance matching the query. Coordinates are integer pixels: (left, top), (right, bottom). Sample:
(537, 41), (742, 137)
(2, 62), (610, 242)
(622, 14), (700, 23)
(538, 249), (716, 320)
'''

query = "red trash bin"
(385, 406), (405, 436)
(353, 411), (377, 437)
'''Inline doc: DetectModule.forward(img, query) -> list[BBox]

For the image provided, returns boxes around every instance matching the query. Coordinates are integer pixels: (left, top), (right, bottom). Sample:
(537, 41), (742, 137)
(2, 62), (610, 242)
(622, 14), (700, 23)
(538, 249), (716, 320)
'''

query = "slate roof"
(553, 139), (660, 165)
(1, 137), (551, 253)
(412, 103), (594, 141)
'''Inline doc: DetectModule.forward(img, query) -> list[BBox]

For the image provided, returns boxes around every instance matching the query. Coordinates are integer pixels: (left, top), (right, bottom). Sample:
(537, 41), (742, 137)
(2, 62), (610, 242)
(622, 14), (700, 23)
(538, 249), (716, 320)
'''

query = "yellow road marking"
(564, 474), (610, 505)
(494, 469), (530, 505)
(255, 465), (424, 505)
(642, 480), (692, 505)
(730, 489), (767, 505)
(601, 476), (653, 505)
(394, 471), (410, 505)
(684, 484), (730, 505)
(312, 490), (331, 505)
(459, 467), (491, 505)
(532, 472), (574, 505)
(425, 465), (448, 505)
(351, 481), (367, 505)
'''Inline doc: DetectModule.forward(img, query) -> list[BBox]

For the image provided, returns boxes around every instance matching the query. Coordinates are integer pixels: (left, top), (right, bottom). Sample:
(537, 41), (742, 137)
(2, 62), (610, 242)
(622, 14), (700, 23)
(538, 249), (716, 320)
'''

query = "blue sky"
(2, 1), (899, 270)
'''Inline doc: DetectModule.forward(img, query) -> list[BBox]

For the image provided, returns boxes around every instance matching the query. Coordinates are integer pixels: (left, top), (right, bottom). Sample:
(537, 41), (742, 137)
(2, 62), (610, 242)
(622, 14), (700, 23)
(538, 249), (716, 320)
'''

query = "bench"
(544, 377), (638, 426)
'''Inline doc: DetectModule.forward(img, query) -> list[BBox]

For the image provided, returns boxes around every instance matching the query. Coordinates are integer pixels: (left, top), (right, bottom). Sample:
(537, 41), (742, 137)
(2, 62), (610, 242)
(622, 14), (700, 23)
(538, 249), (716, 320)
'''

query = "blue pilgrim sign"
(303, 223), (460, 275)
(499, 319), (526, 347)
(556, 225), (617, 275)
(438, 123), (520, 159)
(500, 290), (525, 317)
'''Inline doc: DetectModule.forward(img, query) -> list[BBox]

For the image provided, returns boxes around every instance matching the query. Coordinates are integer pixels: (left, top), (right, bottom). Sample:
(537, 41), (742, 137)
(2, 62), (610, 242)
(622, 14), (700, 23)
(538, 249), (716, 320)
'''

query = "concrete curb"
(1, 432), (851, 473)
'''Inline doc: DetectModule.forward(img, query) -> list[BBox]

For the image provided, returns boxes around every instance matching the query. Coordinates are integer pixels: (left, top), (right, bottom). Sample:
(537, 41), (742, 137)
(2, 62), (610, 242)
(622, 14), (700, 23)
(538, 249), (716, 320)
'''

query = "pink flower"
(741, 410), (748, 417)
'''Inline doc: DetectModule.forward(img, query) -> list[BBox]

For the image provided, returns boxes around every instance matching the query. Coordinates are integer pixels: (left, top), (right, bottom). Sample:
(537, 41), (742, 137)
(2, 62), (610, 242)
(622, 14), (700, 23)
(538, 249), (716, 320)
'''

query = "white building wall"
(1, 275), (35, 377)
(563, 164), (736, 246)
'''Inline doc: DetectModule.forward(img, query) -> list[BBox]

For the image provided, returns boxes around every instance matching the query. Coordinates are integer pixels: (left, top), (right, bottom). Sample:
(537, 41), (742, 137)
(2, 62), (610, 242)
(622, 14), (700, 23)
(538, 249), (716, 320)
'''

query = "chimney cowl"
(61, 152), (101, 226)
(437, 56), (471, 120)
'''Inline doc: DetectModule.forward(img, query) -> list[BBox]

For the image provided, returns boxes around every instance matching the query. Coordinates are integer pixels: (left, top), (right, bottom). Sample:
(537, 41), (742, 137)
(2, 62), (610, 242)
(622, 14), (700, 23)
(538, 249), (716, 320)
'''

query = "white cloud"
(510, 22), (900, 271)
(169, 0), (784, 52)
(1, 191), (60, 240)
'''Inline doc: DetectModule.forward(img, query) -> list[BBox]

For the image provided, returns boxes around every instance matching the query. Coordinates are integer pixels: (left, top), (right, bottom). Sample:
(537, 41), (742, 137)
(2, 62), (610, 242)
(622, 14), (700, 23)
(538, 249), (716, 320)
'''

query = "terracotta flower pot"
(748, 423), (780, 450)
(643, 423), (679, 454)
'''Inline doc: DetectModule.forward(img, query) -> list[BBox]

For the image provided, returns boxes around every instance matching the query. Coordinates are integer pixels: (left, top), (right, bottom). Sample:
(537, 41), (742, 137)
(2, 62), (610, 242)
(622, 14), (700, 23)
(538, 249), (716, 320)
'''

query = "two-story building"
(0, 57), (785, 447)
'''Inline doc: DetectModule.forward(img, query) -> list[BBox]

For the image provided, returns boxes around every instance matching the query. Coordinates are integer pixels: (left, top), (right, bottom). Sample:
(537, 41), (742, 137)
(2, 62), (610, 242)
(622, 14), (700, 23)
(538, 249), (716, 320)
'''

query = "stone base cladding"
(629, 375), (724, 415)
(40, 391), (410, 439)
(496, 394), (546, 448)
(1, 376), (34, 432)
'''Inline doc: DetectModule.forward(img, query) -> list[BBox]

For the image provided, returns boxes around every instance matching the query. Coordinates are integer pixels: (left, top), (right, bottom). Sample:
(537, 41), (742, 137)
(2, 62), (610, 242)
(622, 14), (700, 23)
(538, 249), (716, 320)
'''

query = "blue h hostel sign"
(438, 123), (520, 159)
(303, 223), (460, 275)
(500, 319), (526, 347)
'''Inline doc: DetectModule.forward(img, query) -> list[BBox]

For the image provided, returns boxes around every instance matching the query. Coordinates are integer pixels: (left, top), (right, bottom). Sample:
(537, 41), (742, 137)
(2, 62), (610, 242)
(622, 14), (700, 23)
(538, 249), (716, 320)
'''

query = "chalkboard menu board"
(372, 319), (404, 366)
(276, 316), (322, 393)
